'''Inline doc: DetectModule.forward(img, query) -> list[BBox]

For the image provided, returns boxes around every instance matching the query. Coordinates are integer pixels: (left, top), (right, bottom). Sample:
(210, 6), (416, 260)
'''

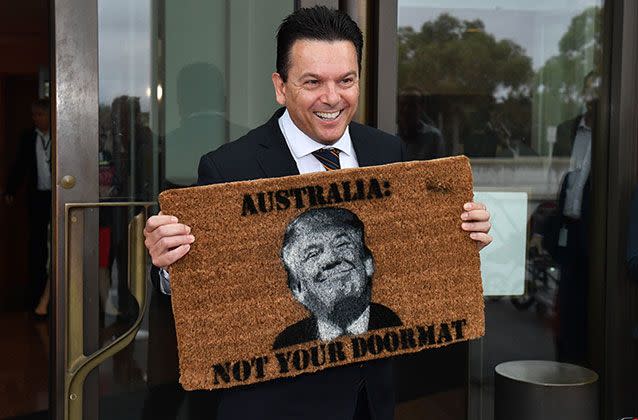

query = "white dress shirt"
(35, 129), (52, 191)
(278, 109), (359, 172)
(159, 109), (359, 294)
(563, 117), (591, 218)
(317, 306), (370, 341)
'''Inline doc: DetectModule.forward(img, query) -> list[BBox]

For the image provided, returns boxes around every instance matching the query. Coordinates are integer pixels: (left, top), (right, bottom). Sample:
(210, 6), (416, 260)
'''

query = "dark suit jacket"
(554, 115), (581, 157)
(273, 302), (403, 350)
(5, 130), (41, 200)
(544, 113), (593, 261)
(153, 107), (405, 420)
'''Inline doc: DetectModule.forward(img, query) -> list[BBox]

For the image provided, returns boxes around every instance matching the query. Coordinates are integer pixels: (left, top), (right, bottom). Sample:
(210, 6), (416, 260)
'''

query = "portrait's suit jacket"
(153, 107), (405, 420)
(273, 302), (403, 350)
(5, 130), (40, 201)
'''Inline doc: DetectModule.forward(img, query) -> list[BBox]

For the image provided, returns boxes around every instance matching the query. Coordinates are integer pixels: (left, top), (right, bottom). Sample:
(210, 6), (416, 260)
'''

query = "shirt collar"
(280, 109), (353, 159)
(316, 305), (370, 341)
(578, 116), (591, 131)
(35, 128), (50, 139)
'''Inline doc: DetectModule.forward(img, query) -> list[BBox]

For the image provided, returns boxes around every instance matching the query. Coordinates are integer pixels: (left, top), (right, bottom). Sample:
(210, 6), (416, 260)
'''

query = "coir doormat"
(159, 156), (485, 390)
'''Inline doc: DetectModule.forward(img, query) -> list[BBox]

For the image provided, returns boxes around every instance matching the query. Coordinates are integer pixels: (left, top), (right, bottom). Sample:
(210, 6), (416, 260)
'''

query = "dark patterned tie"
(311, 148), (341, 171)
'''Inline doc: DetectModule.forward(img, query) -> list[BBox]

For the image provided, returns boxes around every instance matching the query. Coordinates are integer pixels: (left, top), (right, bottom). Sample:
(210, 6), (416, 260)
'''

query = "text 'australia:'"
(212, 319), (467, 385)
(241, 178), (392, 216)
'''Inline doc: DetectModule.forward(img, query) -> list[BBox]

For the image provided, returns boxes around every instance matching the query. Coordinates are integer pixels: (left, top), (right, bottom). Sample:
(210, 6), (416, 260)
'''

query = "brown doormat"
(159, 156), (484, 390)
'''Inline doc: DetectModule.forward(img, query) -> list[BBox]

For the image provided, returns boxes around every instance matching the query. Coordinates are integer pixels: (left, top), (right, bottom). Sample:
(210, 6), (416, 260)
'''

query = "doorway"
(0, 1), (52, 419)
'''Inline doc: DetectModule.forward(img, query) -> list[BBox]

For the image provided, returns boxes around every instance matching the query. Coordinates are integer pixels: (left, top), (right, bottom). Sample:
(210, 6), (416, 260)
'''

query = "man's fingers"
(151, 223), (192, 240)
(145, 214), (179, 233)
(461, 202), (492, 251)
(145, 223), (192, 249)
(463, 201), (486, 211)
(469, 232), (493, 251)
(461, 209), (490, 222)
(149, 234), (195, 256)
(152, 244), (191, 267)
(461, 221), (491, 233)
(144, 212), (195, 268)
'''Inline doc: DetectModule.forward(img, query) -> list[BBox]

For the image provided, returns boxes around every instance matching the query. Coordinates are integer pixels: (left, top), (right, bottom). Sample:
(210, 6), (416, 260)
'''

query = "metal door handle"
(63, 202), (154, 419)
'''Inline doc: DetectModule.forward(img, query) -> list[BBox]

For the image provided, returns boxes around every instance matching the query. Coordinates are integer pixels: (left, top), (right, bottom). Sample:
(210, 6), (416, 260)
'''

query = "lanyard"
(38, 132), (51, 167)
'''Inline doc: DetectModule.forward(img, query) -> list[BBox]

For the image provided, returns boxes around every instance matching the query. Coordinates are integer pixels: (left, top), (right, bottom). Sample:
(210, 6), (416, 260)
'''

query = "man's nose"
(320, 248), (342, 270)
(320, 82), (340, 106)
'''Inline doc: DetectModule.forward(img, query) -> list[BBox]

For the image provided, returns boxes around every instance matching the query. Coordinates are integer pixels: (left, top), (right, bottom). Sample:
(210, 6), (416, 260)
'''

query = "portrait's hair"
(275, 6), (363, 82)
(31, 98), (50, 112)
(281, 207), (372, 290)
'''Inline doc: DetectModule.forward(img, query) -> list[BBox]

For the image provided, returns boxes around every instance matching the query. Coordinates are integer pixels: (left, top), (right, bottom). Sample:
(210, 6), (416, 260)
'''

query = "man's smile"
(314, 110), (343, 121)
(315, 261), (354, 283)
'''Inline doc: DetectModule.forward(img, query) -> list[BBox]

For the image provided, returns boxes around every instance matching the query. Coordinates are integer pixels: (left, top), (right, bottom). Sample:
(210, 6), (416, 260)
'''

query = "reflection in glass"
(162, 62), (227, 188)
(94, 1), (294, 418)
(397, 2), (603, 418)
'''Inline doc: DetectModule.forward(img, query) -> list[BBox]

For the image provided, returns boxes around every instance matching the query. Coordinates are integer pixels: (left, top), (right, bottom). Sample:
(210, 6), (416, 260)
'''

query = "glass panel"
(93, 1), (294, 418)
(397, 1), (603, 419)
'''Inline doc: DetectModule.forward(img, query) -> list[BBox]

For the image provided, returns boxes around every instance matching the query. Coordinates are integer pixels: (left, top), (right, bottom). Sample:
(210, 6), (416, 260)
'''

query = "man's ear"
(272, 72), (287, 106)
(364, 255), (374, 278)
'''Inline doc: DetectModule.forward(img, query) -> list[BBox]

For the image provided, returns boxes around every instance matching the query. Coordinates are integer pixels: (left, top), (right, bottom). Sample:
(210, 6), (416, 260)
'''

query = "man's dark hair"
(32, 98), (50, 112)
(276, 6), (363, 82)
(281, 207), (373, 290)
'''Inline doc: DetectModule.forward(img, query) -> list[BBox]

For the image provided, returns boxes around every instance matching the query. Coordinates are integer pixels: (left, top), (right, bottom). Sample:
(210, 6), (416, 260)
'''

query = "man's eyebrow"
(302, 243), (321, 252)
(339, 71), (358, 78)
(299, 72), (321, 79)
(298, 71), (358, 80)
(333, 233), (353, 242)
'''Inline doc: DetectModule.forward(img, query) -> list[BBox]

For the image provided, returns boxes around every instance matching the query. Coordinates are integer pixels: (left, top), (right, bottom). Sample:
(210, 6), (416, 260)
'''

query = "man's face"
(32, 108), (50, 132)
(272, 39), (359, 145)
(284, 223), (373, 321)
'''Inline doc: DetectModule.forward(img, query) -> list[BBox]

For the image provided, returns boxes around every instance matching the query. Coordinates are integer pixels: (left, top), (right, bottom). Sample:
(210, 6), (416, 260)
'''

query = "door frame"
(598, 0), (638, 417)
(52, 0), (99, 418)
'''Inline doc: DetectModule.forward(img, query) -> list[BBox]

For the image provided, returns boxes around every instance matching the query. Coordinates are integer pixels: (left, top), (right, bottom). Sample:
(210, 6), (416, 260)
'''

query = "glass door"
(376, 0), (610, 418)
(53, 0), (295, 418)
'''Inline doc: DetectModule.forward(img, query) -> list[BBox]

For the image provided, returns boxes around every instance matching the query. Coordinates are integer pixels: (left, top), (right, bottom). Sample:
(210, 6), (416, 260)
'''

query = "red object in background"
(99, 226), (111, 268)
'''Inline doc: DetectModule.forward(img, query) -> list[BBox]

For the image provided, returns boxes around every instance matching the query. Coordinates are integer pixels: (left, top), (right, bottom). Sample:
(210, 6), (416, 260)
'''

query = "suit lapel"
(350, 122), (379, 168)
(256, 112), (381, 175)
(256, 108), (300, 178)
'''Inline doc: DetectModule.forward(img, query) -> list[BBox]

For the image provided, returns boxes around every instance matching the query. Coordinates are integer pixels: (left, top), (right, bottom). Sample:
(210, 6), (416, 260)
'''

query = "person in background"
(552, 72), (599, 365)
(553, 72), (599, 158)
(4, 99), (52, 317)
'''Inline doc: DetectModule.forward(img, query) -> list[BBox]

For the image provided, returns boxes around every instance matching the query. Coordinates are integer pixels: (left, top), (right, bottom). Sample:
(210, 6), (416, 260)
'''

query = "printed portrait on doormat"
(274, 207), (402, 350)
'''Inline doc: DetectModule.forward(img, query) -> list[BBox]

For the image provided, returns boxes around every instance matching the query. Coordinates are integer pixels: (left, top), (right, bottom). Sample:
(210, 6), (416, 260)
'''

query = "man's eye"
(305, 80), (319, 86)
(304, 250), (319, 261)
(336, 242), (352, 249)
(341, 78), (354, 85)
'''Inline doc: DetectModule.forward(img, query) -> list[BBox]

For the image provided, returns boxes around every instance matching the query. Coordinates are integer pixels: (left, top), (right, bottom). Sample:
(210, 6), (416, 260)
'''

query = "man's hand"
(144, 212), (194, 268)
(461, 202), (492, 251)
(4, 194), (14, 205)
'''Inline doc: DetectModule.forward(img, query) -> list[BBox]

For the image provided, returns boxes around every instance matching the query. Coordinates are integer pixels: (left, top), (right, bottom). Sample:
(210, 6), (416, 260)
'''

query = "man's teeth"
(315, 110), (341, 120)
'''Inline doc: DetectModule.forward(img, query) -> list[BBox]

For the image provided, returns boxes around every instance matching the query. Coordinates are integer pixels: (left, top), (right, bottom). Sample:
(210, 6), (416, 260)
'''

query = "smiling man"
(274, 207), (402, 350)
(144, 6), (492, 420)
